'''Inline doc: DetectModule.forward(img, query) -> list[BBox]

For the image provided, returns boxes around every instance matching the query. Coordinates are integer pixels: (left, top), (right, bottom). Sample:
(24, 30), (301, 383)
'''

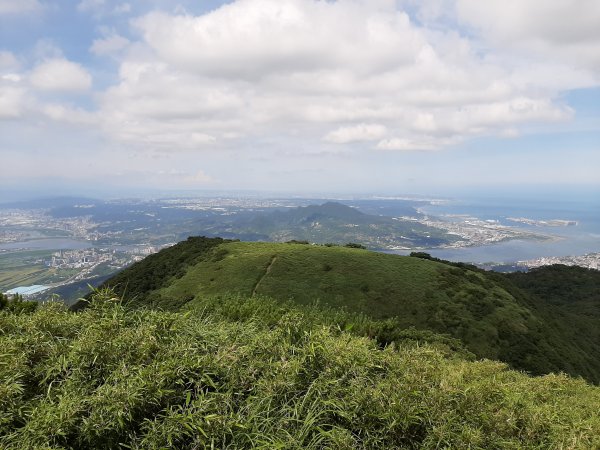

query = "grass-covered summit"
(100, 237), (600, 383)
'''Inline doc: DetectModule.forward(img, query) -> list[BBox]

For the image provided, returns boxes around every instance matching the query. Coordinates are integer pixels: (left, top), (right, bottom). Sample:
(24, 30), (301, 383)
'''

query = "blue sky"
(1, 0), (599, 198)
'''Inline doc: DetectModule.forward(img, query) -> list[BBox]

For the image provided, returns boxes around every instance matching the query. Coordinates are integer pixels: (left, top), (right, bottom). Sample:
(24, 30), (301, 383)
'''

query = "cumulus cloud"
(30, 58), (92, 92)
(0, 84), (25, 119)
(4, 0), (596, 165)
(40, 103), (95, 124)
(91, 33), (130, 55)
(456, 0), (600, 74)
(184, 169), (214, 184)
(377, 137), (445, 151)
(133, 1), (424, 79)
(87, 0), (589, 154)
(0, 51), (19, 70)
(325, 123), (387, 144)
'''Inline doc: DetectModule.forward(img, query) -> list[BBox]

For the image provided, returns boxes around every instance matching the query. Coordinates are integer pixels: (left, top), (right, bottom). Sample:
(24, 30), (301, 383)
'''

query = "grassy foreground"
(1, 291), (599, 449)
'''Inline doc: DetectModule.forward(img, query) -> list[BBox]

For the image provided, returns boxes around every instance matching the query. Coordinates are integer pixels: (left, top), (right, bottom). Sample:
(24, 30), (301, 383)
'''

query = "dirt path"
(252, 255), (277, 296)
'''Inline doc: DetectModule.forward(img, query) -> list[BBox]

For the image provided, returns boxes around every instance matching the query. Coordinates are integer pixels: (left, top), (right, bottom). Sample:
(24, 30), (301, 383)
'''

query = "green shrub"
(1, 290), (599, 449)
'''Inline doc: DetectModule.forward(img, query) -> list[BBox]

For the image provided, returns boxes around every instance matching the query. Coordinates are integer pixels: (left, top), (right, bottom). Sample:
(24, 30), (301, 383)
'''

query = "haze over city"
(1, 0), (599, 198)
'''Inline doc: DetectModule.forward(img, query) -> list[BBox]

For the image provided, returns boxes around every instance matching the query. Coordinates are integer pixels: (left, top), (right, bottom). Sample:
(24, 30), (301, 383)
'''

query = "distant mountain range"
(205, 201), (458, 248)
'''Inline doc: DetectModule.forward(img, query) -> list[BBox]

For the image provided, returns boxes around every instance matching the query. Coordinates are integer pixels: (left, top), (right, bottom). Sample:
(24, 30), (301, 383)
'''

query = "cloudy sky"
(1, 0), (599, 197)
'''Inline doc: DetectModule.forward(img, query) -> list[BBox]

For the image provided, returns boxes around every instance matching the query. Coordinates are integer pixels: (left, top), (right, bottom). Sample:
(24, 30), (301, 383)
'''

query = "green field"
(0, 250), (78, 291)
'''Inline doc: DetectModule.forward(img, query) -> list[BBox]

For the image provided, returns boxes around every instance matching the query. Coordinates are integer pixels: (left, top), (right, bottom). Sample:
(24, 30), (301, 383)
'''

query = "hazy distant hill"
(100, 237), (600, 383)
(227, 201), (457, 248)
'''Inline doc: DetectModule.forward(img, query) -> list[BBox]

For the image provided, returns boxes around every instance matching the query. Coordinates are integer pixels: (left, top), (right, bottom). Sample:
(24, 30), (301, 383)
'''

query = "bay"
(400, 194), (600, 263)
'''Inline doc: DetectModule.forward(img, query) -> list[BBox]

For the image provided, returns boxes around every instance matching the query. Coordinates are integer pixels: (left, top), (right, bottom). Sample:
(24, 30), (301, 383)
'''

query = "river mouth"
(0, 239), (92, 251)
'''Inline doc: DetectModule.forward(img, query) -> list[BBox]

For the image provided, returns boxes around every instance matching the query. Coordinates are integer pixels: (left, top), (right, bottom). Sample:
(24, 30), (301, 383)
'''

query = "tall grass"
(1, 290), (599, 449)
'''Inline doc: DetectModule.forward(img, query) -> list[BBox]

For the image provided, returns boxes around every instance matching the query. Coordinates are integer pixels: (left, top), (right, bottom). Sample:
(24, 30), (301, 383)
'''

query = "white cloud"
(84, 0), (593, 154)
(324, 123), (387, 144)
(0, 84), (25, 119)
(133, 2), (425, 80)
(2, 74), (21, 82)
(0, 51), (19, 70)
(455, 0), (600, 74)
(183, 169), (214, 184)
(41, 103), (95, 124)
(91, 33), (130, 55)
(4, 0), (596, 171)
(0, 0), (41, 15)
(377, 137), (441, 151)
(30, 59), (92, 92)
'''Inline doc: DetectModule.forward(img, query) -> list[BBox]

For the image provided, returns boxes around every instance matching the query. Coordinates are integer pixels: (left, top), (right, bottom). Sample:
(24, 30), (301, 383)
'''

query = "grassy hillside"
(101, 237), (600, 383)
(2, 292), (599, 449)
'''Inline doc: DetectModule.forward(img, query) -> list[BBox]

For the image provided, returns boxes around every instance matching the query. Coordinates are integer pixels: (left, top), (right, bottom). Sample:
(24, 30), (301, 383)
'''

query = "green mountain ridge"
(100, 236), (600, 383)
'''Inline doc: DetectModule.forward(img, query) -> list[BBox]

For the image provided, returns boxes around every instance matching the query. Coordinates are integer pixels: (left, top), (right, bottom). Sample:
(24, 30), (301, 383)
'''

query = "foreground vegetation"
(2, 291), (599, 449)
(100, 237), (600, 383)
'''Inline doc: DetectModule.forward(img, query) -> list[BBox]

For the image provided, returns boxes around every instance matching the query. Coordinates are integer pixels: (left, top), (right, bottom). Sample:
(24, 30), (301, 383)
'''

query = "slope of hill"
(100, 237), (600, 382)
(2, 292), (599, 449)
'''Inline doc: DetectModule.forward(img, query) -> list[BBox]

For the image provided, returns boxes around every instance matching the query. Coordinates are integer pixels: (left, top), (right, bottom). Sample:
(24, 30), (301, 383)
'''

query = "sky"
(1, 0), (599, 198)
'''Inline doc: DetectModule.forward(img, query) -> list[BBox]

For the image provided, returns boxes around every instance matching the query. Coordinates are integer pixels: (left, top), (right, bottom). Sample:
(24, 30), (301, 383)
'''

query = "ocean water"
(409, 194), (600, 263)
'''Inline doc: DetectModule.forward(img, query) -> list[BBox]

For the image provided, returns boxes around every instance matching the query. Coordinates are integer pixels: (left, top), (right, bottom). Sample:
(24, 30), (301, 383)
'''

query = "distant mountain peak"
(292, 202), (366, 220)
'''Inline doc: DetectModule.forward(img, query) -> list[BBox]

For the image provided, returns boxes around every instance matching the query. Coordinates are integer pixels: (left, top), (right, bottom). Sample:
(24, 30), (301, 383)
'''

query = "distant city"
(0, 195), (597, 300)
(517, 253), (600, 271)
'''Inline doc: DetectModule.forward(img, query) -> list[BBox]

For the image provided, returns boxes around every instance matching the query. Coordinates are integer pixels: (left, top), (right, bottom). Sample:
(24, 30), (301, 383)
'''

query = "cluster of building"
(399, 214), (550, 248)
(0, 209), (101, 243)
(517, 253), (600, 270)
(507, 217), (578, 227)
(0, 230), (28, 243)
(161, 197), (305, 212)
(46, 244), (172, 270)
(47, 249), (116, 269)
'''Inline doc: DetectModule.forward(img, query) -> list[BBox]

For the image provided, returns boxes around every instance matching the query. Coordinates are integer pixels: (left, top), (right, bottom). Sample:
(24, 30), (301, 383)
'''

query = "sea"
(408, 193), (600, 264)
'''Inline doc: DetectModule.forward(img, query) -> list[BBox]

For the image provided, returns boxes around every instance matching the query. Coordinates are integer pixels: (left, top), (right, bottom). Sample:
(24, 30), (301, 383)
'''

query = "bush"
(344, 242), (366, 249)
(1, 290), (599, 449)
(0, 293), (37, 314)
